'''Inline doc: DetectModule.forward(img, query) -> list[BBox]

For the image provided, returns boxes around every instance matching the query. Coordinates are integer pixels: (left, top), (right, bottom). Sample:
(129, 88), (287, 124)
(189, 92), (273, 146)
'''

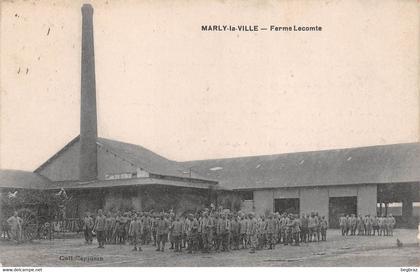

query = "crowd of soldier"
(82, 208), (329, 253)
(338, 214), (396, 237)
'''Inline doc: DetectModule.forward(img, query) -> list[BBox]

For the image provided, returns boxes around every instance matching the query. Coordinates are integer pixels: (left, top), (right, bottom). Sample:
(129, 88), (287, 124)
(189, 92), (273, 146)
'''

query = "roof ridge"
(180, 141), (420, 163)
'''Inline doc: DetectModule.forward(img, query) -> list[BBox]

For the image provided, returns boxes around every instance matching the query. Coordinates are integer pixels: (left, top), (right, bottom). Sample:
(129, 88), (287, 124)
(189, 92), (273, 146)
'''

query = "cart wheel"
(17, 208), (38, 242)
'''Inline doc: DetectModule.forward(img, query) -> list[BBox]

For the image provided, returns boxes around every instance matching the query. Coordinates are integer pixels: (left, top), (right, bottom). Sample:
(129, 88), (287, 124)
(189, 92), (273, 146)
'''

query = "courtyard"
(0, 229), (418, 267)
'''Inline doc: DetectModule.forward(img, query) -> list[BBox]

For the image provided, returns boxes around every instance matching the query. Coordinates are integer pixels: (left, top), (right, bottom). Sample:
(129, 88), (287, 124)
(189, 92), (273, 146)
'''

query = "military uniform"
(94, 213), (106, 248)
(300, 215), (309, 243)
(128, 216), (143, 251)
(349, 215), (357, 235)
(248, 215), (258, 253)
(339, 215), (346, 236)
(265, 216), (277, 249)
(231, 217), (240, 250)
(185, 216), (199, 253)
(156, 216), (170, 251)
(82, 214), (94, 244)
(239, 216), (248, 249)
(357, 216), (364, 235)
(200, 215), (214, 253)
(171, 219), (184, 252)
(320, 216), (328, 241)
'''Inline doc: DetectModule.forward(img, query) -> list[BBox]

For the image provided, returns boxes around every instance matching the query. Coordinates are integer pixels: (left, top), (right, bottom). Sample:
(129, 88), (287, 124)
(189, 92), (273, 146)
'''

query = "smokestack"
(79, 4), (98, 181)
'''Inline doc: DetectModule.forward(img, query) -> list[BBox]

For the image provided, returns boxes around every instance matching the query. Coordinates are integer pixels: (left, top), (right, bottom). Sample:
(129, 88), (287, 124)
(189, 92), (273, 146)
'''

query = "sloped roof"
(47, 177), (216, 190)
(96, 138), (211, 181)
(181, 142), (420, 190)
(0, 170), (52, 189)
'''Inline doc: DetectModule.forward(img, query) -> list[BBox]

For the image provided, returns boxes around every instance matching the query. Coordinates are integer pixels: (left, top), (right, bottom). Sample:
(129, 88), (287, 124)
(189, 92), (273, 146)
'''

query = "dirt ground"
(0, 229), (419, 267)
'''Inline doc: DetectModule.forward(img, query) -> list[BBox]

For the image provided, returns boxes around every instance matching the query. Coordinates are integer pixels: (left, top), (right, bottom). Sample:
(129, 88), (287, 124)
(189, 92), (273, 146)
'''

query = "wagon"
(1, 189), (68, 242)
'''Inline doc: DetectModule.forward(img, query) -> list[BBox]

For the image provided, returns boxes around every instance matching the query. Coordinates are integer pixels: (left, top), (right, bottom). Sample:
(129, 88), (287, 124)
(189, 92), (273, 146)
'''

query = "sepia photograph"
(0, 0), (419, 269)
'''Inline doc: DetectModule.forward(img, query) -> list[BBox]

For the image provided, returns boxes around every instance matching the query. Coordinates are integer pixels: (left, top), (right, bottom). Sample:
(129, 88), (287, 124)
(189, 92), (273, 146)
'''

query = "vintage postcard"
(0, 0), (419, 270)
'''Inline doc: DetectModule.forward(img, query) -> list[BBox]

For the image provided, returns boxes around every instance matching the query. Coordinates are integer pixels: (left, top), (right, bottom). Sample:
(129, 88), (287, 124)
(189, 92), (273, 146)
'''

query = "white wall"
(252, 184), (378, 221)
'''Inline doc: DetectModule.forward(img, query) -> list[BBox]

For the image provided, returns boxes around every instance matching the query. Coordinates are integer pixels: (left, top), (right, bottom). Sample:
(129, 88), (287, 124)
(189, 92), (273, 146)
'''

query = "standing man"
(357, 214), (364, 235)
(7, 211), (22, 244)
(94, 209), (106, 248)
(266, 213), (276, 249)
(156, 213), (170, 252)
(320, 216), (328, 241)
(388, 214), (396, 236)
(300, 213), (308, 243)
(82, 211), (94, 244)
(308, 213), (316, 242)
(339, 214), (346, 236)
(292, 214), (301, 246)
(185, 213), (199, 253)
(128, 213), (143, 251)
(248, 212), (258, 253)
(200, 211), (214, 253)
(171, 216), (184, 252)
(239, 214), (248, 249)
(350, 214), (357, 236)
(104, 211), (114, 244)
(231, 215), (241, 250)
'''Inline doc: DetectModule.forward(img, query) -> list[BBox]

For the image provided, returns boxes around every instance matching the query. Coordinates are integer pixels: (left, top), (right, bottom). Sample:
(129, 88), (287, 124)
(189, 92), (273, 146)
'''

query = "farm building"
(0, 4), (419, 228)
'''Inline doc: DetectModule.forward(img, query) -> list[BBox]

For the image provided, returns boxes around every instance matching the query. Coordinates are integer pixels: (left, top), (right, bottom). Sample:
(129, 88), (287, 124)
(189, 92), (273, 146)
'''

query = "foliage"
(0, 189), (69, 220)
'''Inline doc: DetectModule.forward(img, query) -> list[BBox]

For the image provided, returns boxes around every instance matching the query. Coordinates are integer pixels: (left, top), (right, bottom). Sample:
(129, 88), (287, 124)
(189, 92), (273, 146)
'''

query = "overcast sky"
(0, 0), (418, 171)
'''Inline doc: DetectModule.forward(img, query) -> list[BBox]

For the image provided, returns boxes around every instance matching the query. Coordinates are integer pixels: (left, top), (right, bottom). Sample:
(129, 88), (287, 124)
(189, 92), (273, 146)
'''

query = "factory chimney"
(79, 4), (98, 181)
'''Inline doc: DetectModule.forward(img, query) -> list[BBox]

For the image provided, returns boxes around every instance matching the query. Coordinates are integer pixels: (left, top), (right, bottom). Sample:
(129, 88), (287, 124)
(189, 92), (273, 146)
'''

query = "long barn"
(0, 4), (419, 228)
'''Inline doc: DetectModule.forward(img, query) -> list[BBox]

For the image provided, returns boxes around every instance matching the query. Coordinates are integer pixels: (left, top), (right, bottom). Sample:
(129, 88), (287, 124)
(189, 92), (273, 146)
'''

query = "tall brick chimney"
(79, 4), (98, 181)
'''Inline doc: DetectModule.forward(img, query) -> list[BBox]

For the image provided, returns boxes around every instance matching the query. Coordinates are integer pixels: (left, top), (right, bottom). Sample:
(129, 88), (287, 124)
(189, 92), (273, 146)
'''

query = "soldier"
(274, 213), (281, 244)
(168, 213), (175, 250)
(345, 214), (351, 236)
(357, 214), (364, 235)
(257, 215), (266, 250)
(231, 215), (240, 250)
(339, 214), (347, 236)
(171, 216), (184, 252)
(82, 211), (94, 244)
(128, 214), (143, 251)
(300, 213), (308, 243)
(279, 214), (287, 244)
(124, 212), (131, 244)
(285, 214), (294, 245)
(292, 214), (301, 246)
(151, 213), (158, 246)
(308, 213), (316, 242)
(387, 214), (395, 236)
(372, 215), (379, 236)
(239, 213), (248, 249)
(94, 209), (106, 248)
(142, 212), (151, 245)
(185, 213), (199, 253)
(156, 213), (170, 252)
(182, 215), (188, 249)
(364, 215), (372, 236)
(248, 212), (258, 253)
(200, 211), (214, 253)
(266, 213), (276, 249)
(320, 216), (328, 241)
(115, 211), (127, 244)
(104, 211), (114, 244)
(378, 216), (385, 236)
(350, 214), (357, 236)
(219, 213), (231, 252)
(7, 211), (22, 244)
